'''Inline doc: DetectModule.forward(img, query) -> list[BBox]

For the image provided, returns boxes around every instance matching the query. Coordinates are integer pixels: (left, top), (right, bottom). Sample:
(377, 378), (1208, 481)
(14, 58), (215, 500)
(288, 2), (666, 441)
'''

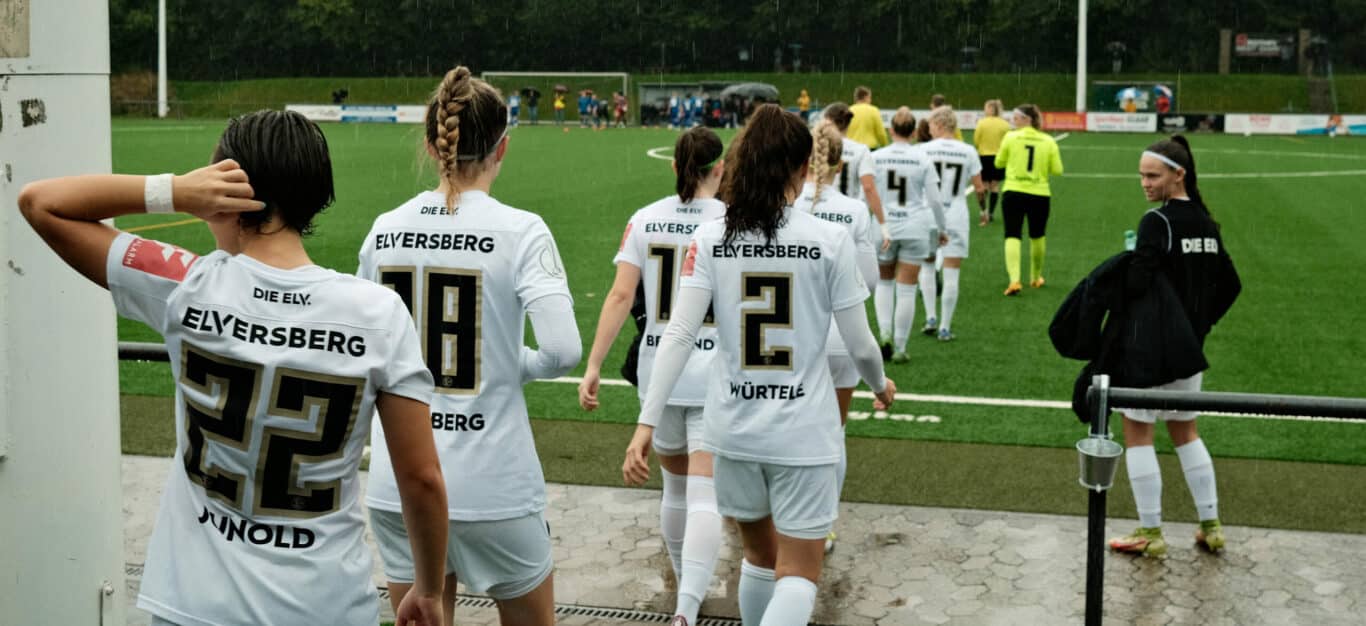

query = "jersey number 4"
(181, 343), (364, 518)
(886, 171), (908, 205)
(381, 266), (482, 395)
(741, 272), (793, 370)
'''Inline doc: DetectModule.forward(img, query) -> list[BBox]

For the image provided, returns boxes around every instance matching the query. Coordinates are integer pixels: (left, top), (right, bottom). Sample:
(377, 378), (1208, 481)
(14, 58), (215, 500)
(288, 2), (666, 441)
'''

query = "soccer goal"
(481, 71), (629, 125)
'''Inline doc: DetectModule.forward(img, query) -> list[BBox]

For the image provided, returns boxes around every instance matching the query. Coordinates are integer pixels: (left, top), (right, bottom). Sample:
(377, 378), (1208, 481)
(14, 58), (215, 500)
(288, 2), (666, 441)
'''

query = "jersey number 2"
(381, 266), (482, 394)
(741, 273), (793, 370)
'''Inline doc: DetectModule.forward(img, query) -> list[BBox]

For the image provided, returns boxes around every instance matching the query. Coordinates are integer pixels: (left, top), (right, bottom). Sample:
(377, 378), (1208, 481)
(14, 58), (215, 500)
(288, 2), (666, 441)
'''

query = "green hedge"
(135, 73), (1365, 119)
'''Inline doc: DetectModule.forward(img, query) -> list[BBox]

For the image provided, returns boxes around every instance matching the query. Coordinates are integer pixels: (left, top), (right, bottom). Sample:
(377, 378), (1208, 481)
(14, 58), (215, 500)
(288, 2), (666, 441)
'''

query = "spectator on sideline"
(526, 87), (541, 125)
(554, 91), (566, 127)
(798, 89), (812, 122)
(847, 86), (889, 150)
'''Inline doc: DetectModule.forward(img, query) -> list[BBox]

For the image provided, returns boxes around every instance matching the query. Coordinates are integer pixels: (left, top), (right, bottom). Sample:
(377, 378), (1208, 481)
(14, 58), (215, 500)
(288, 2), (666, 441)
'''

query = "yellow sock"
(1030, 236), (1046, 281)
(1004, 238), (1022, 284)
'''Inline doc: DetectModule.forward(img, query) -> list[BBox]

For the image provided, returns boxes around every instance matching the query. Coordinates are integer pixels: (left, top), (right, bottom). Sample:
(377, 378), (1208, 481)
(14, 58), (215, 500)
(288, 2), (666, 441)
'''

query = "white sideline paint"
(1053, 132), (1071, 142)
(646, 146), (673, 161)
(1068, 169), (1366, 180)
(112, 125), (213, 132)
(547, 377), (1364, 423)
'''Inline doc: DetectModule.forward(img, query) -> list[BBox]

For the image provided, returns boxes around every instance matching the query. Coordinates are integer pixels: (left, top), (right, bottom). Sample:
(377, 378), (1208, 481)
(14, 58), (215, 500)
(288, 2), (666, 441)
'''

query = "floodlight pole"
(157, 0), (168, 118)
(1075, 0), (1088, 112)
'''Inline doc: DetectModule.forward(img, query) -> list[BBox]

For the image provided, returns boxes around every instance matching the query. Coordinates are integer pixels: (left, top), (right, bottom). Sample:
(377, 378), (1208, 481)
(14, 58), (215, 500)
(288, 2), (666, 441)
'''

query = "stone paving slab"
(122, 455), (1363, 625)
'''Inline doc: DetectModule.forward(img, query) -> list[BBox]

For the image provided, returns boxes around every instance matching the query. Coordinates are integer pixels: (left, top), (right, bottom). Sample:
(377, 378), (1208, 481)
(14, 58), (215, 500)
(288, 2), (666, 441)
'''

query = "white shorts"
(941, 226), (969, 259)
(370, 508), (553, 600)
(653, 404), (705, 455)
(713, 456), (839, 540)
(828, 353), (859, 388)
(878, 229), (939, 265)
(1116, 372), (1204, 424)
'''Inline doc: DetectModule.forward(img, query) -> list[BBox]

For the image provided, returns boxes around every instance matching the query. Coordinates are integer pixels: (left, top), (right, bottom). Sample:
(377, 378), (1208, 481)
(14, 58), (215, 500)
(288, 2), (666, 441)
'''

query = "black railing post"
(1085, 374), (1111, 626)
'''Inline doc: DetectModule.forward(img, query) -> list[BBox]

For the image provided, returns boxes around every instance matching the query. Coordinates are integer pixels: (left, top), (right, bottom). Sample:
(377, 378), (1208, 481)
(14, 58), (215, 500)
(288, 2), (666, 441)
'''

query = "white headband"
(1142, 150), (1185, 171)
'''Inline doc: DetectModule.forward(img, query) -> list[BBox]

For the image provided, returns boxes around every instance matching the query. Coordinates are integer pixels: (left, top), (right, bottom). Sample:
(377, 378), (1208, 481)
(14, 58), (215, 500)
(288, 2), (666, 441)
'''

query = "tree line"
(111, 0), (1366, 80)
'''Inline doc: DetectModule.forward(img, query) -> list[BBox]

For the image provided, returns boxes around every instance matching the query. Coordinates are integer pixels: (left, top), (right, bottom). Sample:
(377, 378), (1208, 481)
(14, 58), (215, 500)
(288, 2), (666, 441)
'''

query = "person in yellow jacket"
(994, 104), (1063, 295)
(797, 89), (812, 122)
(973, 99), (1011, 225)
(847, 86), (889, 149)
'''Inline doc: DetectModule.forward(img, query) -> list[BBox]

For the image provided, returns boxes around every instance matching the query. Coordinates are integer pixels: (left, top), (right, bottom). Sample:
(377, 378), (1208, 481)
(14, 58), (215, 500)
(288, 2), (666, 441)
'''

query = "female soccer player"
(995, 104), (1063, 295)
(793, 120), (880, 554)
(920, 107), (985, 341)
(973, 100), (1010, 225)
(578, 126), (726, 626)
(18, 110), (449, 626)
(872, 108), (947, 362)
(359, 67), (581, 626)
(634, 104), (896, 626)
(1109, 136), (1241, 557)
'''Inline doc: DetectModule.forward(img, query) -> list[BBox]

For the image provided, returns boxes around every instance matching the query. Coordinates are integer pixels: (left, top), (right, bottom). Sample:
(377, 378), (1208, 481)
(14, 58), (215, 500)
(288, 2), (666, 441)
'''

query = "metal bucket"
(1076, 437), (1124, 491)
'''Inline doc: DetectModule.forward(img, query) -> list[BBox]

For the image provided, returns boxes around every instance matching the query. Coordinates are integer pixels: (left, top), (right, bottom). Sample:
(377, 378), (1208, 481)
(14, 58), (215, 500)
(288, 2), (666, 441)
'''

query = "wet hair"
(985, 99), (1003, 116)
(1146, 135), (1206, 209)
(211, 110), (334, 236)
(823, 102), (854, 132)
(718, 104), (812, 245)
(853, 86), (871, 102)
(891, 107), (916, 138)
(809, 120), (845, 205)
(1015, 103), (1042, 129)
(914, 119), (933, 143)
(930, 94), (948, 108)
(424, 66), (508, 212)
(674, 126), (724, 203)
(928, 106), (957, 134)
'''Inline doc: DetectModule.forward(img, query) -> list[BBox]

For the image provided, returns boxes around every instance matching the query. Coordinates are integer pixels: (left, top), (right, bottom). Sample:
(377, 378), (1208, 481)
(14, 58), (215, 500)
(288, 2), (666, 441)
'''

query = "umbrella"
(721, 82), (780, 101)
(1115, 87), (1141, 104)
(1153, 85), (1173, 98)
(553, 84), (568, 93)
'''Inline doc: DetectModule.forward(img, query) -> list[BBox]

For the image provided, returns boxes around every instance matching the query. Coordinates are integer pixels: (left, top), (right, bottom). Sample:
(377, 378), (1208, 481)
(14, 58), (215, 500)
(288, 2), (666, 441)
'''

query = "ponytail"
(674, 127), (724, 203)
(719, 104), (812, 245)
(1168, 135), (1203, 209)
(425, 66), (508, 213)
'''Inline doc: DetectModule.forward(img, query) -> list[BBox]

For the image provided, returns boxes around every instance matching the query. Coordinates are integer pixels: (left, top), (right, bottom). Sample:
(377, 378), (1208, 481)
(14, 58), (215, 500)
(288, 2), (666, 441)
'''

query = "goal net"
(482, 71), (630, 125)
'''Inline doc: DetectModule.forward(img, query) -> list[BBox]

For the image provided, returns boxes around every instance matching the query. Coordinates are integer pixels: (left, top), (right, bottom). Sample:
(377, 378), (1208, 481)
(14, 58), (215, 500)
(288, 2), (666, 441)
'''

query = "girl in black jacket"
(1109, 136), (1241, 558)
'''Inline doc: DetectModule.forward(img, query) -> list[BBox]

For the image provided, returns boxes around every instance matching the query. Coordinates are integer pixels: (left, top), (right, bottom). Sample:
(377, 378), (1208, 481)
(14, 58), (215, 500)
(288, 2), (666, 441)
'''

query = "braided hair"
(424, 66), (508, 213)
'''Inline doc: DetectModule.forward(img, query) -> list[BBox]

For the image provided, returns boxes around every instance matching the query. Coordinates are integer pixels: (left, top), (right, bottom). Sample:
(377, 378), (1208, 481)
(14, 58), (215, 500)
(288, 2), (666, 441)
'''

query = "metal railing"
(1079, 374), (1366, 626)
(119, 341), (170, 362)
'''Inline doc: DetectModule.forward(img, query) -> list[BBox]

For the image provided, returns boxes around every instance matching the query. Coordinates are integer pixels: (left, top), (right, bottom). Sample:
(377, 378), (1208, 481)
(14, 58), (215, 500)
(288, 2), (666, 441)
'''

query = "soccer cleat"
(1109, 527), (1167, 557)
(1030, 277), (1046, 289)
(891, 351), (910, 364)
(937, 328), (955, 342)
(1196, 519), (1225, 552)
(922, 318), (939, 336)
(1004, 282), (1023, 296)
(825, 531), (837, 554)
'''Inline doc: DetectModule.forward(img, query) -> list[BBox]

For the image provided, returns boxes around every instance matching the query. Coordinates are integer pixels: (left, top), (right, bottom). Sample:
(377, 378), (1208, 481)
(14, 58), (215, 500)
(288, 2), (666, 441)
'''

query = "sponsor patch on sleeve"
(681, 240), (698, 277)
(618, 222), (633, 252)
(122, 237), (198, 282)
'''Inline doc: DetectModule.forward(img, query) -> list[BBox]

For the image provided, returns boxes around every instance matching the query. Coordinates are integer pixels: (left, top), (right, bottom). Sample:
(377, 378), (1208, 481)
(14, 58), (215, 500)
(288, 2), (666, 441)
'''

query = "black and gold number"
(740, 272), (794, 370)
(647, 244), (714, 325)
(380, 266), (483, 394)
(180, 343), (363, 518)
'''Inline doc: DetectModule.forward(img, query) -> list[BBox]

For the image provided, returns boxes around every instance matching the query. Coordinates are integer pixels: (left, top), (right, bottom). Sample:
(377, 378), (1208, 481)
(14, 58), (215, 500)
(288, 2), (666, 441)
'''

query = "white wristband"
(144, 174), (175, 214)
(880, 223), (892, 240)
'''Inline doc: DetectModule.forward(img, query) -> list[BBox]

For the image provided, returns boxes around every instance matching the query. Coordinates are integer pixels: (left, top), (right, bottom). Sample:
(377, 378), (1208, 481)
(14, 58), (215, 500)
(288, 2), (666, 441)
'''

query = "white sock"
(893, 283), (918, 351)
(935, 254), (944, 272)
(1126, 445), (1163, 528)
(676, 476), (722, 623)
(941, 267), (960, 331)
(659, 468), (688, 580)
(874, 279), (895, 343)
(738, 559), (776, 626)
(1176, 439), (1219, 521)
(918, 264), (938, 323)
(759, 576), (818, 626)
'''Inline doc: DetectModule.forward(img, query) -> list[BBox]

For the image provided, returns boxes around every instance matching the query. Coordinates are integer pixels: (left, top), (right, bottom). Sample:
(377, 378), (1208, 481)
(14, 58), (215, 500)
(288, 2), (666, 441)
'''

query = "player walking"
(919, 107), (985, 341)
(1109, 136), (1241, 557)
(995, 104), (1063, 295)
(19, 110), (450, 626)
(973, 100), (1010, 225)
(579, 127), (727, 626)
(635, 105), (896, 626)
(872, 108), (947, 362)
(359, 67), (581, 626)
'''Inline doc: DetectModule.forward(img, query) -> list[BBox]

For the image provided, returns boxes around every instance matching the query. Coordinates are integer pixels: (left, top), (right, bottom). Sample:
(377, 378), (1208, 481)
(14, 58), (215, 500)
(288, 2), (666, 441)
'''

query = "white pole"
(1075, 0), (1088, 113)
(157, 0), (167, 117)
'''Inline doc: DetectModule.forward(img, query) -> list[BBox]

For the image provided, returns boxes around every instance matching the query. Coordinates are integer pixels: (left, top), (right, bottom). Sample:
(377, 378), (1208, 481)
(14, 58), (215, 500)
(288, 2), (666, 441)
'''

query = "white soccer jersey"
(359, 190), (572, 521)
(680, 209), (868, 465)
(921, 137), (983, 233)
(837, 137), (876, 201)
(792, 182), (878, 357)
(872, 142), (943, 239)
(613, 195), (725, 406)
(105, 233), (431, 626)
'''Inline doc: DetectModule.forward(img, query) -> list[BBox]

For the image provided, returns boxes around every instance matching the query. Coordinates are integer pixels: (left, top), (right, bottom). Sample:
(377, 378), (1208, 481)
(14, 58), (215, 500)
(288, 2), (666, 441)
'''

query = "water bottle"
(1123, 230), (1137, 251)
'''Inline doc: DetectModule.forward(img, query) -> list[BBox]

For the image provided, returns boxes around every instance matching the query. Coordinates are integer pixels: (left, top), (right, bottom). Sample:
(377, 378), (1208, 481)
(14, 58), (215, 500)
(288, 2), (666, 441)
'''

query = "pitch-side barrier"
(1079, 375), (1366, 626)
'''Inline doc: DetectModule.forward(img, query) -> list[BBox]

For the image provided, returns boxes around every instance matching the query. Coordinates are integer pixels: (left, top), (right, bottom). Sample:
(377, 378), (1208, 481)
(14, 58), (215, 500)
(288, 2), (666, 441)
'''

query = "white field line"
(1053, 132), (1071, 142)
(547, 376), (1364, 424)
(646, 146), (673, 161)
(1067, 169), (1366, 180)
(1060, 144), (1366, 161)
(113, 125), (213, 132)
